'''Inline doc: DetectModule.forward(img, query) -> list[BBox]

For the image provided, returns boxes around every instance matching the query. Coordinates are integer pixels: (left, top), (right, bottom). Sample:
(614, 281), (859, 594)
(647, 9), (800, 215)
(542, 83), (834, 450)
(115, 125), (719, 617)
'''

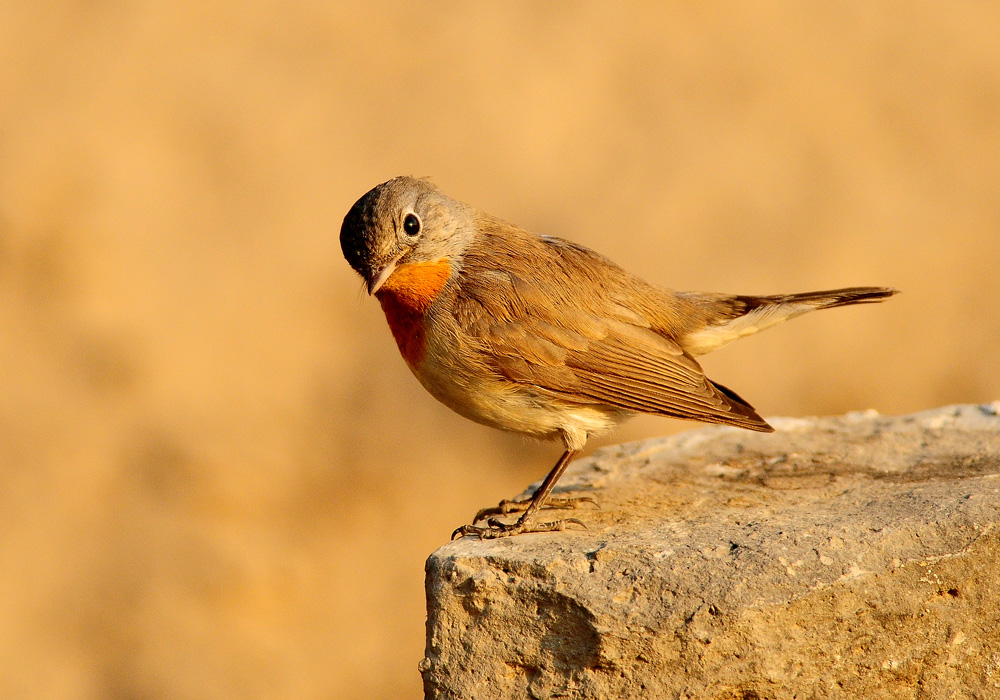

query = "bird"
(340, 176), (897, 539)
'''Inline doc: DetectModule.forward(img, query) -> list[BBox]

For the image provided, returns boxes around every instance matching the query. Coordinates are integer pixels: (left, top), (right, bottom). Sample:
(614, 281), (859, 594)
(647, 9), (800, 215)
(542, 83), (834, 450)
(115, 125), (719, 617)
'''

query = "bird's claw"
(473, 495), (600, 523)
(451, 517), (588, 540)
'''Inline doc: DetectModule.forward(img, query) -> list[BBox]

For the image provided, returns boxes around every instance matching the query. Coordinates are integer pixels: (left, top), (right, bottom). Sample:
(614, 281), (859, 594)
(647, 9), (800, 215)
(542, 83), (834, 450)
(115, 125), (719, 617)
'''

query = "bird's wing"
(452, 234), (772, 432)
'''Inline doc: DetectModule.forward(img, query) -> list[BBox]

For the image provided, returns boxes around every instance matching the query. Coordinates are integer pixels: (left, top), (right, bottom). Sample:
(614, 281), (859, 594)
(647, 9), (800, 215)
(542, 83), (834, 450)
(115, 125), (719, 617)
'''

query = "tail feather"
(746, 286), (898, 311)
(682, 286), (898, 356)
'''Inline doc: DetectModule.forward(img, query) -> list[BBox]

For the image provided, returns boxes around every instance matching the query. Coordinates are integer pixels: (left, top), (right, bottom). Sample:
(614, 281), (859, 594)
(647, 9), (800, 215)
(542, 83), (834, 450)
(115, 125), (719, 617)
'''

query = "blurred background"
(1, 2), (998, 698)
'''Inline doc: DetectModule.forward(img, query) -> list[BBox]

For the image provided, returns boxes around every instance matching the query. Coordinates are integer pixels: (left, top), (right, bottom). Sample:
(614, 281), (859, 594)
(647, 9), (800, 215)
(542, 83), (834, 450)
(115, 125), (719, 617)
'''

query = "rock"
(421, 404), (1000, 699)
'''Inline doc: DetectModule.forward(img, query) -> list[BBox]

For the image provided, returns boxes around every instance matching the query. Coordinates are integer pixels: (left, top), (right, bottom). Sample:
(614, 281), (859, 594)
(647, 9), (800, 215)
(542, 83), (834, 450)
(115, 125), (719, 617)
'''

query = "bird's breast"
(374, 259), (452, 368)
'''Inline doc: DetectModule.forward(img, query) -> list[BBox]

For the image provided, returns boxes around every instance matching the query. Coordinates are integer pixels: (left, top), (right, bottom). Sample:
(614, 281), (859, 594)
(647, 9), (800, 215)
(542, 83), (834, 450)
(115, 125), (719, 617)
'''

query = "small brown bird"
(340, 176), (896, 539)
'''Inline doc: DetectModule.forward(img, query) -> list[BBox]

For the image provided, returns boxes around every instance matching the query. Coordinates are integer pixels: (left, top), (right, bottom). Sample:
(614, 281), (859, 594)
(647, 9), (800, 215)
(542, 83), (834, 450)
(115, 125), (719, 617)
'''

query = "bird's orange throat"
(374, 259), (452, 367)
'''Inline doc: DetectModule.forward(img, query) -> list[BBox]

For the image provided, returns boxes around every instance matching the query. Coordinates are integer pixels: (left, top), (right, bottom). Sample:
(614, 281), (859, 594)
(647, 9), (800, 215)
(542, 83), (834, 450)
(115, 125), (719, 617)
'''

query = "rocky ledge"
(422, 404), (1000, 699)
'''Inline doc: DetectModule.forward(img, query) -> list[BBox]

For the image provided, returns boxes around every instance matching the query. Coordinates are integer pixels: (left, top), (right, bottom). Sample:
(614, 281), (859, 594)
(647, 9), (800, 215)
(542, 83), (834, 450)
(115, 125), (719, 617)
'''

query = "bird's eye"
(403, 213), (421, 237)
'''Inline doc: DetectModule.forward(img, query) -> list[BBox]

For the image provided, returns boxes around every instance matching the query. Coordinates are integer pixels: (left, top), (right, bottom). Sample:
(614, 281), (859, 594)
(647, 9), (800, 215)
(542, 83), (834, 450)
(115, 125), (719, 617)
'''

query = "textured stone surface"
(422, 404), (1000, 699)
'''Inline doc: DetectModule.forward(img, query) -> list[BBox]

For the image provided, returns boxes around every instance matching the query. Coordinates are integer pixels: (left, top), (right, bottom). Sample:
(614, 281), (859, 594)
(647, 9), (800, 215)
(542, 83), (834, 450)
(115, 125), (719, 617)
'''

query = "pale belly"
(411, 338), (629, 451)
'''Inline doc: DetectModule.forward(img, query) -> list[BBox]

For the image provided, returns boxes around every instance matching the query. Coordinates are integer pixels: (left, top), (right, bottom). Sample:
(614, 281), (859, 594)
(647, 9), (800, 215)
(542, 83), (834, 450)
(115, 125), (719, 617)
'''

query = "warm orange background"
(2, 3), (998, 699)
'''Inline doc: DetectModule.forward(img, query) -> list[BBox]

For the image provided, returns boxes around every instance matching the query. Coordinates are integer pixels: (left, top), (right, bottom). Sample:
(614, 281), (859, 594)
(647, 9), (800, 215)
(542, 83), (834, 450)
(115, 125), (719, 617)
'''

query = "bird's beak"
(367, 250), (406, 295)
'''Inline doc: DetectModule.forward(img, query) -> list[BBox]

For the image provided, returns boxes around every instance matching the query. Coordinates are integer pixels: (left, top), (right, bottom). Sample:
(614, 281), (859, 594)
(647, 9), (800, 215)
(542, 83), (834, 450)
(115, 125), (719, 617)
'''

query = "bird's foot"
(452, 516), (587, 540)
(473, 495), (599, 523)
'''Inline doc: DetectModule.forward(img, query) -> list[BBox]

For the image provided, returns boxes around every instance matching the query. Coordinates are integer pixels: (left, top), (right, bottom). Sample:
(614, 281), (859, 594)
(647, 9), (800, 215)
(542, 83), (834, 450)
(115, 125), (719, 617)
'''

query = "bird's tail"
(752, 287), (898, 310)
(681, 286), (898, 356)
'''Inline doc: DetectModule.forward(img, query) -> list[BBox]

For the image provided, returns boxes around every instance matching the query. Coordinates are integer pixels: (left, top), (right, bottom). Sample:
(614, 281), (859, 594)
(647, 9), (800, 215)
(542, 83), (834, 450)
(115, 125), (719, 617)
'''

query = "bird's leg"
(453, 449), (589, 539)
